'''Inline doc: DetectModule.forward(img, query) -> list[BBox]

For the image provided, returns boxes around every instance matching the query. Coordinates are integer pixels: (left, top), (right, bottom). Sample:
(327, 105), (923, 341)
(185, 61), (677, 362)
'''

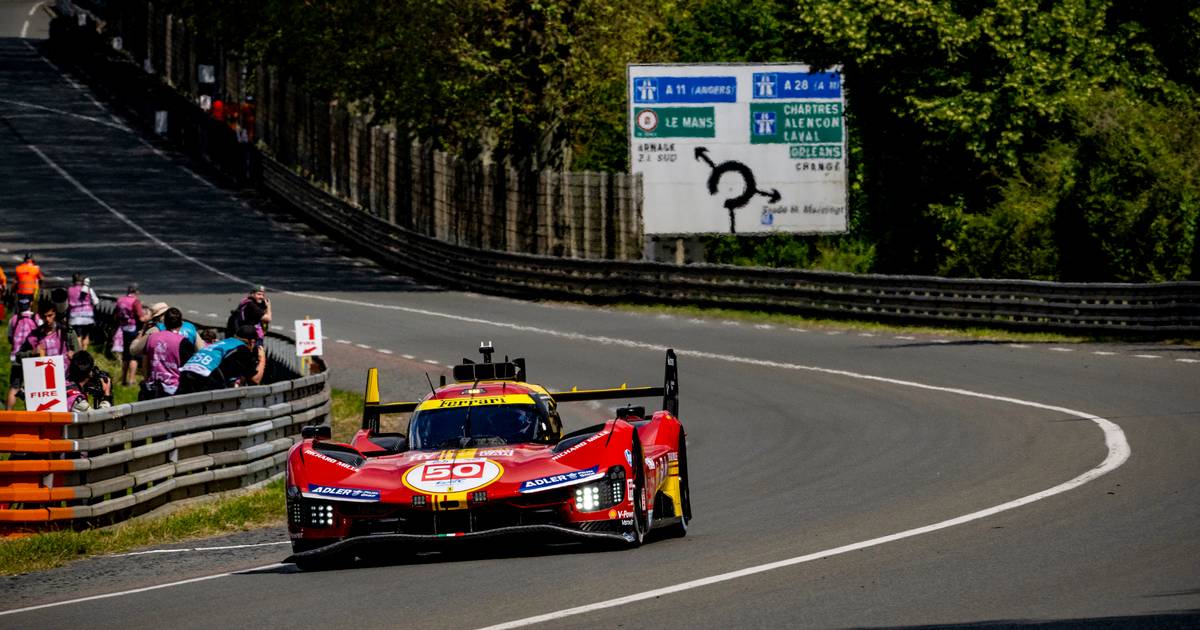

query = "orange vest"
(15, 261), (40, 295)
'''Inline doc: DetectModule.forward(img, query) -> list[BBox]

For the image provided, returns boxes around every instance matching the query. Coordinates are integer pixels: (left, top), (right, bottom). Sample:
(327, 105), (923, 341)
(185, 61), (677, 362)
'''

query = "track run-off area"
(2, 22), (1199, 630)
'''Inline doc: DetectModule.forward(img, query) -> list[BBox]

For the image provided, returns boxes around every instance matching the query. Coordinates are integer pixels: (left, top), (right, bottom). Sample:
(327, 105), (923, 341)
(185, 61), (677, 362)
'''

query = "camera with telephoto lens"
(83, 368), (112, 403)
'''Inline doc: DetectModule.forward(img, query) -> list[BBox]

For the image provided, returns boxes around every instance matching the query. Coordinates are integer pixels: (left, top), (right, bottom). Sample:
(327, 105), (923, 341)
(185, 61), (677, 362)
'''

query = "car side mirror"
(301, 425), (332, 440)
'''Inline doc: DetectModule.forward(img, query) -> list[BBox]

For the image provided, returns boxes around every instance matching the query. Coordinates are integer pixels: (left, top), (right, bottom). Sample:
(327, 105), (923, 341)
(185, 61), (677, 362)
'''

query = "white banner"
(22, 355), (68, 412)
(294, 320), (324, 357)
(628, 63), (848, 235)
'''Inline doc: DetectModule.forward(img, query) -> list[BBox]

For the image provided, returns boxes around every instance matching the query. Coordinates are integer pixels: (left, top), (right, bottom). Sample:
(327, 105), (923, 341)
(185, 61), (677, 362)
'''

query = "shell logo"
(403, 458), (503, 493)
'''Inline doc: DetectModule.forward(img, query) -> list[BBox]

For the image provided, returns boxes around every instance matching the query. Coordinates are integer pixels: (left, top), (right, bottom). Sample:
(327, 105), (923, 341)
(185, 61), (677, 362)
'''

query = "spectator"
(16, 302), (81, 408)
(229, 285), (271, 344)
(129, 301), (168, 358)
(132, 302), (203, 359)
(66, 351), (112, 411)
(113, 284), (148, 386)
(198, 327), (219, 348)
(177, 325), (265, 394)
(0, 263), (7, 319)
(14, 252), (43, 307)
(66, 274), (100, 350)
(140, 307), (195, 399)
(4, 297), (41, 410)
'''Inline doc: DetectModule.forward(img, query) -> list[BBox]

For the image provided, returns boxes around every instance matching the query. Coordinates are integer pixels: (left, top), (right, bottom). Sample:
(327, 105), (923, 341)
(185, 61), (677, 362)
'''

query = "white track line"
(0, 99), (129, 131)
(20, 2), (42, 38)
(25, 138), (1133, 626)
(27, 145), (249, 287)
(108, 541), (289, 557)
(0, 563), (286, 617)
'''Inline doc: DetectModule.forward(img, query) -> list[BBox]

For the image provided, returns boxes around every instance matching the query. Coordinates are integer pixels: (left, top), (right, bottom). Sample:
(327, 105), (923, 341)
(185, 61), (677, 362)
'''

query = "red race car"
(285, 344), (689, 568)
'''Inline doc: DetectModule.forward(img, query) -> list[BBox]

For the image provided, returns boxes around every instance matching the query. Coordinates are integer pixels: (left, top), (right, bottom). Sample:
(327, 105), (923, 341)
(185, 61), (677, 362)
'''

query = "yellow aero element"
(417, 394), (534, 410)
(664, 460), (684, 517)
(365, 368), (380, 405)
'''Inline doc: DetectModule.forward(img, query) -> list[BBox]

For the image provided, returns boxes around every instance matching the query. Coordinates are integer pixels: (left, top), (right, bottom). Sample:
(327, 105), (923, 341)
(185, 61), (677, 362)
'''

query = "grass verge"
(1, 322), (139, 410)
(0, 386), (364, 576)
(0, 479), (285, 576)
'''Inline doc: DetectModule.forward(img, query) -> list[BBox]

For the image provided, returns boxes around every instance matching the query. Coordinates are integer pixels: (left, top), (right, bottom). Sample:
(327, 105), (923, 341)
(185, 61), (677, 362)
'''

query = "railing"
(0, 293), (329, 536)
(0, 376), (326, 535)
(263, 157), (1200, 335)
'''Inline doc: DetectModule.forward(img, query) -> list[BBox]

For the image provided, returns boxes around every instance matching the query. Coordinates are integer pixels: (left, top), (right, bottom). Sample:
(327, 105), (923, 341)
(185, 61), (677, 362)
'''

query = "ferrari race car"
(285, 344), (689, 568)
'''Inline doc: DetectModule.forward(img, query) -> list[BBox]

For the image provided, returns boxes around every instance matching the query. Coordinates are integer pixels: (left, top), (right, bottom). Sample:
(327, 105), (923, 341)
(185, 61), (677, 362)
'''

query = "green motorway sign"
(634, 107), (716, 138)
(750, 102), (843, 144)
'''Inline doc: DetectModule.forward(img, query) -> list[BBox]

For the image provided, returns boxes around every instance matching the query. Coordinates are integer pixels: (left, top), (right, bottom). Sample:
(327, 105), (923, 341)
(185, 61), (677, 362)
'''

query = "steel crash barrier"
(0, 293), (329, 536)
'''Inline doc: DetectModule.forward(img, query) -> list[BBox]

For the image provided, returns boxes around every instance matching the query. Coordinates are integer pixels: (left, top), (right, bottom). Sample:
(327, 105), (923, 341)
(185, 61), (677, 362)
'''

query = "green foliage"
(161, 0), (1200, 280)
(1056, 90), (1200, 281)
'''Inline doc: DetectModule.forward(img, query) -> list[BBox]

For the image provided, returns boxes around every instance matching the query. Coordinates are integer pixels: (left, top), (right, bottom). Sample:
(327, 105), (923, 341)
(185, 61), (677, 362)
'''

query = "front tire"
(622, 437), (649, 547)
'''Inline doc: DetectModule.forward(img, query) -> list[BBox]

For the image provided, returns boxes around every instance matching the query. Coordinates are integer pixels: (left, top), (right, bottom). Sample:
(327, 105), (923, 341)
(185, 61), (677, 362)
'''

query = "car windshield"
(410, 403), (547, 449)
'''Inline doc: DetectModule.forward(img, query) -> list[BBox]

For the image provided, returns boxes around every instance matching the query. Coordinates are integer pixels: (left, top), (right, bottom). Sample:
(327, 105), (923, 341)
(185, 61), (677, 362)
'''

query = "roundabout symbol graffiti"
(694, 147), (780, 233)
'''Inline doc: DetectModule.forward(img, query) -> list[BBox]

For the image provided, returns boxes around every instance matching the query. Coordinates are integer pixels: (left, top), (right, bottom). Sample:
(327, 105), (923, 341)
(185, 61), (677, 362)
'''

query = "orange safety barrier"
(0, 410), (79, 535)
(0, 410), (77, 453)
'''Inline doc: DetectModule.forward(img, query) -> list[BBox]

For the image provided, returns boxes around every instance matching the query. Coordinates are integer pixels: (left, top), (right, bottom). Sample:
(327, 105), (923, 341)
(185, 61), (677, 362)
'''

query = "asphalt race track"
(2, 24), (1200, 630)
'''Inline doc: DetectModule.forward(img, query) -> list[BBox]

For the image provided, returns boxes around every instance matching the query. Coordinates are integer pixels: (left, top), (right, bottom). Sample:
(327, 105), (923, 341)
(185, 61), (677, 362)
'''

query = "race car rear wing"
(360, 349), (679, 433)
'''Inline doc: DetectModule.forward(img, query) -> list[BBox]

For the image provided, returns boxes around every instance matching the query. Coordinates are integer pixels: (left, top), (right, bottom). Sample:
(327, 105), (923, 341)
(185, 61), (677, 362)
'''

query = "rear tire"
(664, 432), (691, 538)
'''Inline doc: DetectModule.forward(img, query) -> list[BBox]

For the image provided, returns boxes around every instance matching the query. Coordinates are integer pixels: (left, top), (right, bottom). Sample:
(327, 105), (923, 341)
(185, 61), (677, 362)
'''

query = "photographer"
(228, 285), (271, 345)
(140, 307), (195, 399)
(66, 351), (112, 412)
(17, 302), (79, 368)
(177, 325), (266, 394)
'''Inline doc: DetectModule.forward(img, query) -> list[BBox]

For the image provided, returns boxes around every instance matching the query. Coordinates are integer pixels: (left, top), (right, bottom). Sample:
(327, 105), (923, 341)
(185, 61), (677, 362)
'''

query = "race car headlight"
(306, 502), (335, 527)
(574, 467), (625, 512)
(575, 485), (600, 511)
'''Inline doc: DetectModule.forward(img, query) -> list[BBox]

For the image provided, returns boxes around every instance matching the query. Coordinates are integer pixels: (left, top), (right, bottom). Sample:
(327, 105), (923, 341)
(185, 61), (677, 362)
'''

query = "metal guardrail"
(0, 375), (327, 534)
(263, 158), (1200, 335)
(0, 291), (329, 535)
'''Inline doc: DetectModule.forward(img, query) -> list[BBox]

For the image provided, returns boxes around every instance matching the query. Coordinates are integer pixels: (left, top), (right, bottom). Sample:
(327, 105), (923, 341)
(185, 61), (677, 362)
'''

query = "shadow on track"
(863, 609), (1200, 629)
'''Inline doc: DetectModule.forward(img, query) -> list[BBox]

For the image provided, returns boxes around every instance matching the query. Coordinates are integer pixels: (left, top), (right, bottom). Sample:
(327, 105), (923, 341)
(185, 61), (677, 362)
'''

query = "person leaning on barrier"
(198, 327), (219, 348)
(176, 325), (266, 394)
(131, 303), (203, 359)
(129, 301), (168, 359)
(140, 307), (195, 399)
(66, 351), (112, 412)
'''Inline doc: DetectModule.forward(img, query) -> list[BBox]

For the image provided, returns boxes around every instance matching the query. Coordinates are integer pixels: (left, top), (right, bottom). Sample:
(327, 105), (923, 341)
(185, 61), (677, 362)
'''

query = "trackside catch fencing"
(0, 294), (329, 536)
